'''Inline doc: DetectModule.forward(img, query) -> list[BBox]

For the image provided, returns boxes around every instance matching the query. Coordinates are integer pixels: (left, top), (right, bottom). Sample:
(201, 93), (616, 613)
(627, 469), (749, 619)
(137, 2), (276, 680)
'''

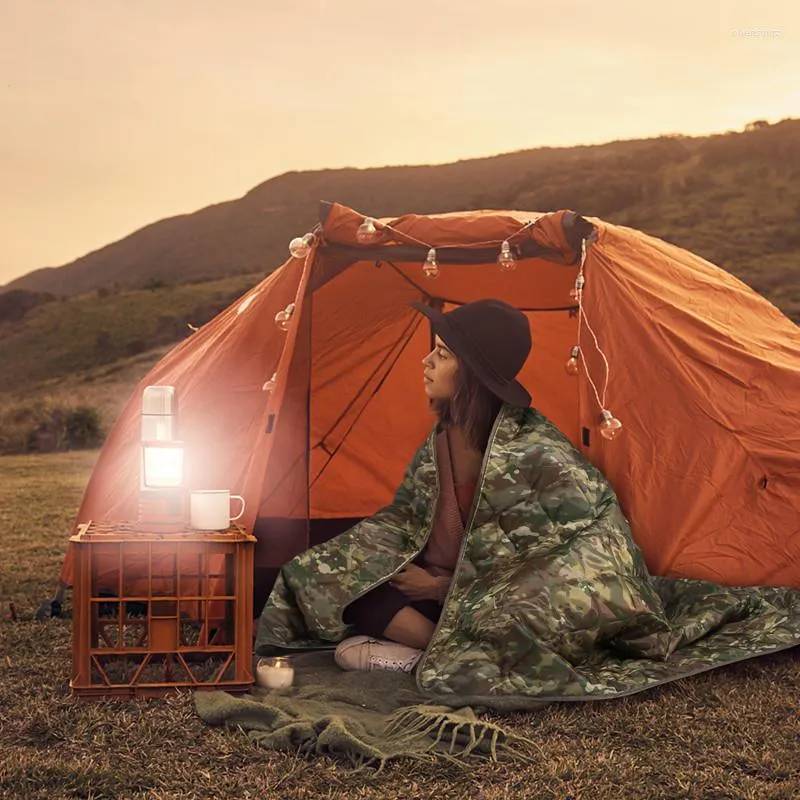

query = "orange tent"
(60, 202), (800, 602)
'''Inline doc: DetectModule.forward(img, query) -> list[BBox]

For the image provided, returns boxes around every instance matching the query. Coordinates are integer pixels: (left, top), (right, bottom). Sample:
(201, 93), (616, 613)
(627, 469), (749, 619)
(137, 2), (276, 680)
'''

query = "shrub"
(0, 290), (56, 323)
(96, 329), (111, 354)
(64, 407), (103, 449)
(155, 315), (184, 341)
(0, 399), (105, 455)
(125, 339), (148, 357)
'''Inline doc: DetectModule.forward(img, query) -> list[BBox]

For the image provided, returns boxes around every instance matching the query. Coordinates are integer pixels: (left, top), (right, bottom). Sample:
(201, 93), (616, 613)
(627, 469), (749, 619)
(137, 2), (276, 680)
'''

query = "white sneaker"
(334, 635), (423, 673)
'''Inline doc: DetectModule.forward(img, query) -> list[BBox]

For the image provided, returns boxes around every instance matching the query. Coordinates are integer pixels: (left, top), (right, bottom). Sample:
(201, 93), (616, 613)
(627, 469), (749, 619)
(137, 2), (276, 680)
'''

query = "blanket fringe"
(384, 705), (531, 763)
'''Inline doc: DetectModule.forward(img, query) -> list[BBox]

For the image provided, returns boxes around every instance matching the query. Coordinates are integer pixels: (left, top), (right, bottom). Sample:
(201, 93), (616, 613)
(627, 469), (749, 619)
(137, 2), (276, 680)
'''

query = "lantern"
(139, 385), (184, 527)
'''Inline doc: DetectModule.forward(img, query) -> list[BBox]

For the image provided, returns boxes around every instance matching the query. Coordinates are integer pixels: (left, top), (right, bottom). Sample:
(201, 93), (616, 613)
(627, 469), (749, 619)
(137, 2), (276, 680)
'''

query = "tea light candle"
(256, 656), (295, 689)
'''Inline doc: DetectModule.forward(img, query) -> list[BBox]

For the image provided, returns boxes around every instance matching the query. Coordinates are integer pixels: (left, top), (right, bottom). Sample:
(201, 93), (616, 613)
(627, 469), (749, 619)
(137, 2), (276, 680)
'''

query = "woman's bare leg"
(383, 607), (436, 650)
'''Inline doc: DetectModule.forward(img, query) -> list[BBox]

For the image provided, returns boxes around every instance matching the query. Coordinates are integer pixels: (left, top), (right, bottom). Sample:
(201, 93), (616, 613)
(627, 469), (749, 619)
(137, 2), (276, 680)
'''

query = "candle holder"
(256, 656), (295, 689)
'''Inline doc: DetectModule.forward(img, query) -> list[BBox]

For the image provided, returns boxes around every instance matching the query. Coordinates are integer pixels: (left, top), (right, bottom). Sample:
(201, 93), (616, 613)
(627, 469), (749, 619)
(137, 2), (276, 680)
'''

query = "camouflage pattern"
(256, 405), (800, 705)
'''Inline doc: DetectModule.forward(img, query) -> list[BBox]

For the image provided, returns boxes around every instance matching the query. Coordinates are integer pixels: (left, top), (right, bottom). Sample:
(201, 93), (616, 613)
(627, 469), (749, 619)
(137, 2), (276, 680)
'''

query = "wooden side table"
(70, 521), (256, 699)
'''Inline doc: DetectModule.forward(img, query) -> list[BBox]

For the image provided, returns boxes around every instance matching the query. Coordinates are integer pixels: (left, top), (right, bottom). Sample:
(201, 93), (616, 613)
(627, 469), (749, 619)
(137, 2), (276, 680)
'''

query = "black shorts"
(342, 581), (442, 639)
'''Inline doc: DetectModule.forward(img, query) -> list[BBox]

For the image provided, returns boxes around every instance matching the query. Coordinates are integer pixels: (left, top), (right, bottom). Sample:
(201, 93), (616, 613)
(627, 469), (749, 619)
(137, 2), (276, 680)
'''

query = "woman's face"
(422, 335), (458, 401)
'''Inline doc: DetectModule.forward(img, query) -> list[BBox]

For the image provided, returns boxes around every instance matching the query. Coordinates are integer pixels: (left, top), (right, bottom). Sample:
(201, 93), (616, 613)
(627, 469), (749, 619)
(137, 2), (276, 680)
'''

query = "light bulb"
(274, 302), (295, 331)
(262, 372), (277, 392)
(497, 240), (517, 271)
(142, 443), (184, 489)
(599, 409), (623, 441)
(570, 274), (585, 301)
(289, 233), (315, 259)
(356, 217), (380, 243)
(565, 346), (580, 376)
(422, 248), (440, 279)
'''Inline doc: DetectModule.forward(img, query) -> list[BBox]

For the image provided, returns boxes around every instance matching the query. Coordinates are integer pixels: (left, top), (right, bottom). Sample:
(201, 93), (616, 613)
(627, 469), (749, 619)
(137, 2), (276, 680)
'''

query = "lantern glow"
(142, 441), (184, 488)
(140, 385), (185, 496)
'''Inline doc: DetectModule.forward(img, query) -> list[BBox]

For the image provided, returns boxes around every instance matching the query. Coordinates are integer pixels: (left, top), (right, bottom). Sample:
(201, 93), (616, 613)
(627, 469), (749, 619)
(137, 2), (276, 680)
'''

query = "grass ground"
(0, 453), (798, 800)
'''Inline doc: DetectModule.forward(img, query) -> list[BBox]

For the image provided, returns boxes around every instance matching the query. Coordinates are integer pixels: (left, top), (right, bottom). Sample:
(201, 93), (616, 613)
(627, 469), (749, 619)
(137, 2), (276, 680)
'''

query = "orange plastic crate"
(70, 521), (256, 699)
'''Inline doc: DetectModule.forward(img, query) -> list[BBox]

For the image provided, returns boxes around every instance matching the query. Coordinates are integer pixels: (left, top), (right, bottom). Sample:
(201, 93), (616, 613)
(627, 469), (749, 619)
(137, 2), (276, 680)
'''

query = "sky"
(1, 0), (797, 285)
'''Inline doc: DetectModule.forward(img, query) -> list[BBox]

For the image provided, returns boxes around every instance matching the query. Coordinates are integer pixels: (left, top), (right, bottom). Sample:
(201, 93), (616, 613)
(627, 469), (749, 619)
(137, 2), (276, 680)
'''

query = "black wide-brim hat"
(412, 299), (532, 408)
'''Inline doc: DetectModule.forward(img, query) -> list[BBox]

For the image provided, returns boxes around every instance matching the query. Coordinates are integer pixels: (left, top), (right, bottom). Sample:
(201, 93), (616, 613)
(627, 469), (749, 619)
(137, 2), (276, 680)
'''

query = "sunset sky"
(1, 0), (797, 285)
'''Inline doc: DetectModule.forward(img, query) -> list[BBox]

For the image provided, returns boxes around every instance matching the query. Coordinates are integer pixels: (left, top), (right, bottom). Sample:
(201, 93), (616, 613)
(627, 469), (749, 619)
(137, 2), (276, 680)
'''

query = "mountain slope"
(0, 275), (257, 390)
(3, 119), (799, 320)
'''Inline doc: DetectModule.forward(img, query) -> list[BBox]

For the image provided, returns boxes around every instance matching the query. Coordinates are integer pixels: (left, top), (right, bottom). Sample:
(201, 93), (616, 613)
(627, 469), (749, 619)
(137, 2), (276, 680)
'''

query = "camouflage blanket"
(256, 405), (800, 709)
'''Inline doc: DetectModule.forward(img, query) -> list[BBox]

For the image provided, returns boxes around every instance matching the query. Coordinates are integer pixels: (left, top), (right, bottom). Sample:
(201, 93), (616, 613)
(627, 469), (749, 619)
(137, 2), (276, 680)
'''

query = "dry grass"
(1, 452), (798, 800)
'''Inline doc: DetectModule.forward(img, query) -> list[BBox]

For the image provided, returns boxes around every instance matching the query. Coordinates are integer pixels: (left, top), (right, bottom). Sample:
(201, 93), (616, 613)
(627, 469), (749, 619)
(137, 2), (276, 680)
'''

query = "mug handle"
(229, 494), (246, 523)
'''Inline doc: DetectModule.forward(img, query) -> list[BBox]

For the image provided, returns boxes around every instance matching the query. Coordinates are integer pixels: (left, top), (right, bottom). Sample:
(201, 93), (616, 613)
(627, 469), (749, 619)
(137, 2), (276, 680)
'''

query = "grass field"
(1, 453), (798, 799)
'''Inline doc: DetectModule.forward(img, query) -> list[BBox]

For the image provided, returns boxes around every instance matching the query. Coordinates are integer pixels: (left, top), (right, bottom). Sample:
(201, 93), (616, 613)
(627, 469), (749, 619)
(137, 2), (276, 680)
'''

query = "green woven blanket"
(194, 651), (540, 769)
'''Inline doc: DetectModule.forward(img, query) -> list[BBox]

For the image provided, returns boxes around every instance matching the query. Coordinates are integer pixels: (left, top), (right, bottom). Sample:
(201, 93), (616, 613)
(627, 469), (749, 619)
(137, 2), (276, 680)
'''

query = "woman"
(256, 298), (671, 699)
(335, 298), (532, 672)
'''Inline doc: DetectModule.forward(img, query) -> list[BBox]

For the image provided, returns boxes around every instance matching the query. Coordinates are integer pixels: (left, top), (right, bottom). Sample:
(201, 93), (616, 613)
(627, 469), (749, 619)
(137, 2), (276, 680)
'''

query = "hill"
(0, 276), (257, 454)
(0, 275), (257, 387)
(3, 119), (799, 321)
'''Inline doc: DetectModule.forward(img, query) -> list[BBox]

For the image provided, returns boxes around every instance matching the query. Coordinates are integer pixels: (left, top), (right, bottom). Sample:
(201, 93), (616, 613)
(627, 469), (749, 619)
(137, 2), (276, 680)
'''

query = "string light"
(274, 302), (295, 331)
(288, 233), (315, 259)
(569, 238), (621, 441)
(599, 410), (623, 440)
(340, 212), (619, 441)
(262, 373), (277, 392)
(422, 248), (440, 279)
(565, 346), (580, 376)
(356, 217), (381, 244)
(359, 215), (538, 251)
(343, 212), (540, 268)
(497, 240), (517, 271)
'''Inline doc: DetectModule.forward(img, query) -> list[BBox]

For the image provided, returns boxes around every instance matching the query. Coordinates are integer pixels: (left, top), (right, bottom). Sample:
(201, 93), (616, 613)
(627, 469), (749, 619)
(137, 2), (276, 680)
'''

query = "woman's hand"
(390, 564), (440, 601)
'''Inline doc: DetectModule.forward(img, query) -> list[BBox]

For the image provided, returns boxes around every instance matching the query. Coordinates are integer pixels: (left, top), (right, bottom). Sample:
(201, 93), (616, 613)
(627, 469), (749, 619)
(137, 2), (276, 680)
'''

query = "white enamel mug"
(189, 490), (245, 531)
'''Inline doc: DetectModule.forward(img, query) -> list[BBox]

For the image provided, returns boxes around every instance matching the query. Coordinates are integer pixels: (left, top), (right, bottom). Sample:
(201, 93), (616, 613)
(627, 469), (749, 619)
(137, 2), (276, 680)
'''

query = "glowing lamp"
(142, 386), (183, 489)
(356, 217), (381, 243)
(599, 409), (623, 441)
(142, 440), (185, 489)
(497, 240), (517, 271)
(274, 302), (295, 331)
(288, 233), (315, 259)
(565, 346), (580, 376)
(262, 372), (277, 393)
(139, 385), (185, 528)
(422, 248), (440, 279)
